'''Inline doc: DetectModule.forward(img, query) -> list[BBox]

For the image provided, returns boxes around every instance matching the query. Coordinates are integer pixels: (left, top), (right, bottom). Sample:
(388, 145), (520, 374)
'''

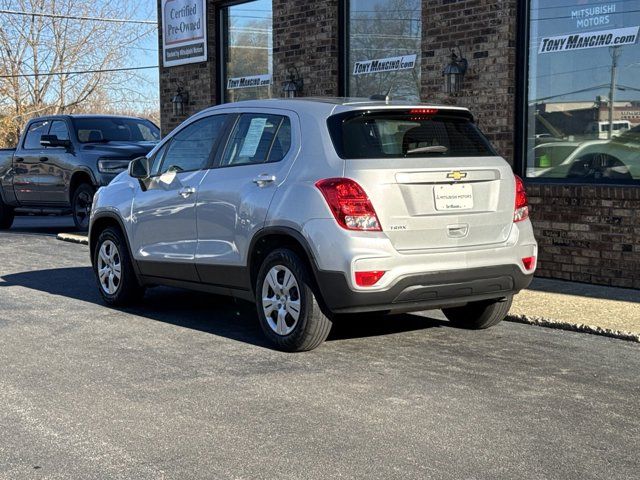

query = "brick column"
(272, 0), (340, 98)
(157, 0), (218, 136)
(421, 0), (518, 162)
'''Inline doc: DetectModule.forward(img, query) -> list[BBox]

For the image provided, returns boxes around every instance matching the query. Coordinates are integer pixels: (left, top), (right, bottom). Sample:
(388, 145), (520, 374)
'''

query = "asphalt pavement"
(0, 217), (639, 480)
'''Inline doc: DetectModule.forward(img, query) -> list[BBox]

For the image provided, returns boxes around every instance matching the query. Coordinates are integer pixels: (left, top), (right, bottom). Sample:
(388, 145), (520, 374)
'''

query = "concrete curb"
(56, 233), (89, 246)
(507, 314), (640, 343)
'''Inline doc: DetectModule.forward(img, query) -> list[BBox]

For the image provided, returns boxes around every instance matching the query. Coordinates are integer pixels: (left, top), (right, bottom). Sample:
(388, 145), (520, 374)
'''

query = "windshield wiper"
(406, 145), (448, 155)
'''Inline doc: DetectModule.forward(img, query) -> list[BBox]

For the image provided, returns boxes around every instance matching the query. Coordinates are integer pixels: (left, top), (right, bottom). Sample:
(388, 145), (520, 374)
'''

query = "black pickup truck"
(0, 115), (159, 230)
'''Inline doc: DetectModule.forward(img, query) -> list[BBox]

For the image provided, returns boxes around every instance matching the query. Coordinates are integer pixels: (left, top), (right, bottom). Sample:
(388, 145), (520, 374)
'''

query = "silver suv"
(89, 99), (537, 351)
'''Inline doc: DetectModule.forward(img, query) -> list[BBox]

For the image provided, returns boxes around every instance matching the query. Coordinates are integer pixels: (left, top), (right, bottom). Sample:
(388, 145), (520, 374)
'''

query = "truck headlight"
(98, 158), (131, 174)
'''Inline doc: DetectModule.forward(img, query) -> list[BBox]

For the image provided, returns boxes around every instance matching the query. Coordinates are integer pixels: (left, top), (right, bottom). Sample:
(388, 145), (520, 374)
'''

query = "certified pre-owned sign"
(353, 54), (417, 75)
(161, 0), (207, 67)
(539, 26), (639, 54)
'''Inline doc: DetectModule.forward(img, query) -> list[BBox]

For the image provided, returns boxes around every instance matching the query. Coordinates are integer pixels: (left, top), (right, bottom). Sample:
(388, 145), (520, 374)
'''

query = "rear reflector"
(315, 178), (382, 231)
(514, 175), (529, 223)
(522, 256), (536, 271)
(355, 271), (386, 287)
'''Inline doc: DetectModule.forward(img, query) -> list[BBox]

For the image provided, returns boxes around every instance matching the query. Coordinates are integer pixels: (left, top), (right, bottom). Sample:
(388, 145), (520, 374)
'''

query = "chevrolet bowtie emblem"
(447, 171), (468, 181)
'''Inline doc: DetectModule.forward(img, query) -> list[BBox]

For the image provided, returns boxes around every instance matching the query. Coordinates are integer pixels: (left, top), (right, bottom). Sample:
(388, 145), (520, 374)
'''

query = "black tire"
(93, 226), (145, 306)
(72, 183), (94, 231)
(0, 196), (14, 230)
(442, 296), (513, 330)
(255, 248), (332, 352)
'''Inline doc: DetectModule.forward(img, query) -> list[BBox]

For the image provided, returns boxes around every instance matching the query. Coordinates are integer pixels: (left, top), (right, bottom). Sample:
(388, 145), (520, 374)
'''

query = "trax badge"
(447, 171), (468, 181)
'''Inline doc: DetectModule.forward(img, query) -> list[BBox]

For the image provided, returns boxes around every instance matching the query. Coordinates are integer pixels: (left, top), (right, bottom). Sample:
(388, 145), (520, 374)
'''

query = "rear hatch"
(327, 107), (516, 252)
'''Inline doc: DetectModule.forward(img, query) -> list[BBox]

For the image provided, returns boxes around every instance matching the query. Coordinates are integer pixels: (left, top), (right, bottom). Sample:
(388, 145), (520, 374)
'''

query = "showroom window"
(220, 0), (273, 103)
(525, 0), (640, 182)
(346, 0), (422, 100)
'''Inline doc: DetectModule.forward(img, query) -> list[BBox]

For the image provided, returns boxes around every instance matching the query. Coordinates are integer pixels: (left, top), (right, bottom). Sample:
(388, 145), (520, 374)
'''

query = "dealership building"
(157, 0), (640, 289)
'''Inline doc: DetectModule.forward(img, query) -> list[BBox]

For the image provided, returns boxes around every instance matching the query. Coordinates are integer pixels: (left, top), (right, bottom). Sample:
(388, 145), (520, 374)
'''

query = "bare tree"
(0, 0), (157, 146)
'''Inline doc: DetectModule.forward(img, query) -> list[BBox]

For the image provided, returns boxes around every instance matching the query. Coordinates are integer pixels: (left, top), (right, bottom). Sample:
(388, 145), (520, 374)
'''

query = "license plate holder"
(434, 184), (474, 211)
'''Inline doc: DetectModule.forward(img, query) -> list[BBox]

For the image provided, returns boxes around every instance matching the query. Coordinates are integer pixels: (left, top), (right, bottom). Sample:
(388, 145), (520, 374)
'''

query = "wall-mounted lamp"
(171, 87), (189, 116)
(281, 66), (303, 98)
(442, 49), (468, 96)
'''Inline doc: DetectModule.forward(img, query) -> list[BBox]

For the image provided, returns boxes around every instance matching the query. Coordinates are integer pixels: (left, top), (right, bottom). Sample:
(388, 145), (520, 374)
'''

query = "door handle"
(178, 186), (196, 198)
(15, 157), (24, 162)
(252, 174), (276, 187)
(39, 157), (49, 162)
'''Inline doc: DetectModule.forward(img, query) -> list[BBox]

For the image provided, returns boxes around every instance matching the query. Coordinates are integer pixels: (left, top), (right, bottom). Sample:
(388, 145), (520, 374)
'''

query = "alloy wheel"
(97, 240), (122, 295)
(261, 265), (301, 336)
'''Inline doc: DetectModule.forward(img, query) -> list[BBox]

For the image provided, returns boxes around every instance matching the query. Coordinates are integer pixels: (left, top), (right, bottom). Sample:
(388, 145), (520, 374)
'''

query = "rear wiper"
(406, 145), (448, 154)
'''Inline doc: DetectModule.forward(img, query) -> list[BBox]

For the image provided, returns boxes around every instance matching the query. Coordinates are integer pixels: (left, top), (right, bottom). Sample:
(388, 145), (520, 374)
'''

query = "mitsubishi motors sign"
(161, 0), (207, 67)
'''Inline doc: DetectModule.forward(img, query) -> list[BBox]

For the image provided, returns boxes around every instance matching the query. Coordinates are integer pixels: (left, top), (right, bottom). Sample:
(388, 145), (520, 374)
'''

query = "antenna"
(370, 85), (393, 103)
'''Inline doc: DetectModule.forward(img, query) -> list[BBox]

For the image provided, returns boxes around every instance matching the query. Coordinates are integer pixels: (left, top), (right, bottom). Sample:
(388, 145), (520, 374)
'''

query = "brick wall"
(157, 0), (219, 136)
(272, 0), (340, 97)
(527, 184), (640, 289)
(421, 0), (517, 162)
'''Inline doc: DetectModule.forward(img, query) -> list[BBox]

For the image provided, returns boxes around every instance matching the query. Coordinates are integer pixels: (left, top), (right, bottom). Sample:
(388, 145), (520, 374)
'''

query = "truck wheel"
(72, 183), (94, 231)
(255, 248), (332, 352)
(442, 296), (513, 330)
(93, 226), (145, 306)
(0, 197), (15, 230)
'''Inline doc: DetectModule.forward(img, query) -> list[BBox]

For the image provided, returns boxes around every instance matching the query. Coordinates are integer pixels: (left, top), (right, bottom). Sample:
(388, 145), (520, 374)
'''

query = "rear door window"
(23, 120), (50, 149)
(328, 110), (496, 159)
(219, 114), (291, 167)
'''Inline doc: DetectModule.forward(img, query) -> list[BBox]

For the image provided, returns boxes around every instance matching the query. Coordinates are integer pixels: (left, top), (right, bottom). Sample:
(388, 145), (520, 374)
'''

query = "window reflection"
(348, 0), (422, 100)
(526, 0), (640, 182)
(223, 0), (273, 102)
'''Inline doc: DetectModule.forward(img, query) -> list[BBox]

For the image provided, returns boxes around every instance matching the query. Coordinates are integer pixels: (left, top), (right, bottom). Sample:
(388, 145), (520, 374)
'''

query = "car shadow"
(0, 266), (447, 349)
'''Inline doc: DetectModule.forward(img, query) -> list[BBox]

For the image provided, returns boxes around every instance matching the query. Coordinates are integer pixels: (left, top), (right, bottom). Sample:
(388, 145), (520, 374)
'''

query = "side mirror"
(128, 156), (150, 179)
(40, 134), (71, 148)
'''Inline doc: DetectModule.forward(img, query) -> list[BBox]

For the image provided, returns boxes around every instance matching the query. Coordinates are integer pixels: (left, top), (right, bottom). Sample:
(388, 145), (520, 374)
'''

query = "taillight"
(355, 271), (386, 287)
(315, 178), (382, 231)
(514, 175), (529, 223)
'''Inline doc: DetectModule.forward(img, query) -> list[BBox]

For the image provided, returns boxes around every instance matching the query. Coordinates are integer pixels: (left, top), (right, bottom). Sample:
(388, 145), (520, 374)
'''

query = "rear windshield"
(327, 110), (497, 159)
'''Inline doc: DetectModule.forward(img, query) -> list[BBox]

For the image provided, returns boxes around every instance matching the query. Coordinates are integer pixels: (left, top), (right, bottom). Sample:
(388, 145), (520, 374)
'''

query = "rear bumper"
(316, 265), (533, 314)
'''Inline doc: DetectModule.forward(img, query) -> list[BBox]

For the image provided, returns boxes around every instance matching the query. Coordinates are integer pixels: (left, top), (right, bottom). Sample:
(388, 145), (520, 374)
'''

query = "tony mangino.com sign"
(539, 26), (639, 54)
(353, 54), (417, 75)
(162, 0), (207, 67)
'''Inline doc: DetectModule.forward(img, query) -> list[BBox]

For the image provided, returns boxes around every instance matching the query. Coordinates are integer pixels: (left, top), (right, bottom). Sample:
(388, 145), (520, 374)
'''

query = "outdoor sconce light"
(171, 87), (188, 116)
(282, 66), (303, 98)
(443, 49), (468, 96)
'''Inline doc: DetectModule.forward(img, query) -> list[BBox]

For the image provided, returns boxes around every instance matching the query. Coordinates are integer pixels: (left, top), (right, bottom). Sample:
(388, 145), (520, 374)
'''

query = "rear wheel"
(94, 227), (145, 306)
(442, 296), (513, 330)
(255, 248), (332, 352)
(72, 183), (94, 231)
(0, 196), (14, 230)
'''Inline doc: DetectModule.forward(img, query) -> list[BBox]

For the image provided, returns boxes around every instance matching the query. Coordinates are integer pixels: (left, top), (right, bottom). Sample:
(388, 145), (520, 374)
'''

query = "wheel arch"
(248, 227), (323, 298)
(89, 212), (141, 278)
(68, 169), (97, 204)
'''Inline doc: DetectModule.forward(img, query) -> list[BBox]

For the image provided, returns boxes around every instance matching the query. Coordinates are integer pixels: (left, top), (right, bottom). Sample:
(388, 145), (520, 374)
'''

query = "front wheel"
(255, 249), (332, 352)
(442, 296), (513, 330)
(72, 183), (94, 231)
(0, 196), (14, 229)
(94, 227), (145, 306)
